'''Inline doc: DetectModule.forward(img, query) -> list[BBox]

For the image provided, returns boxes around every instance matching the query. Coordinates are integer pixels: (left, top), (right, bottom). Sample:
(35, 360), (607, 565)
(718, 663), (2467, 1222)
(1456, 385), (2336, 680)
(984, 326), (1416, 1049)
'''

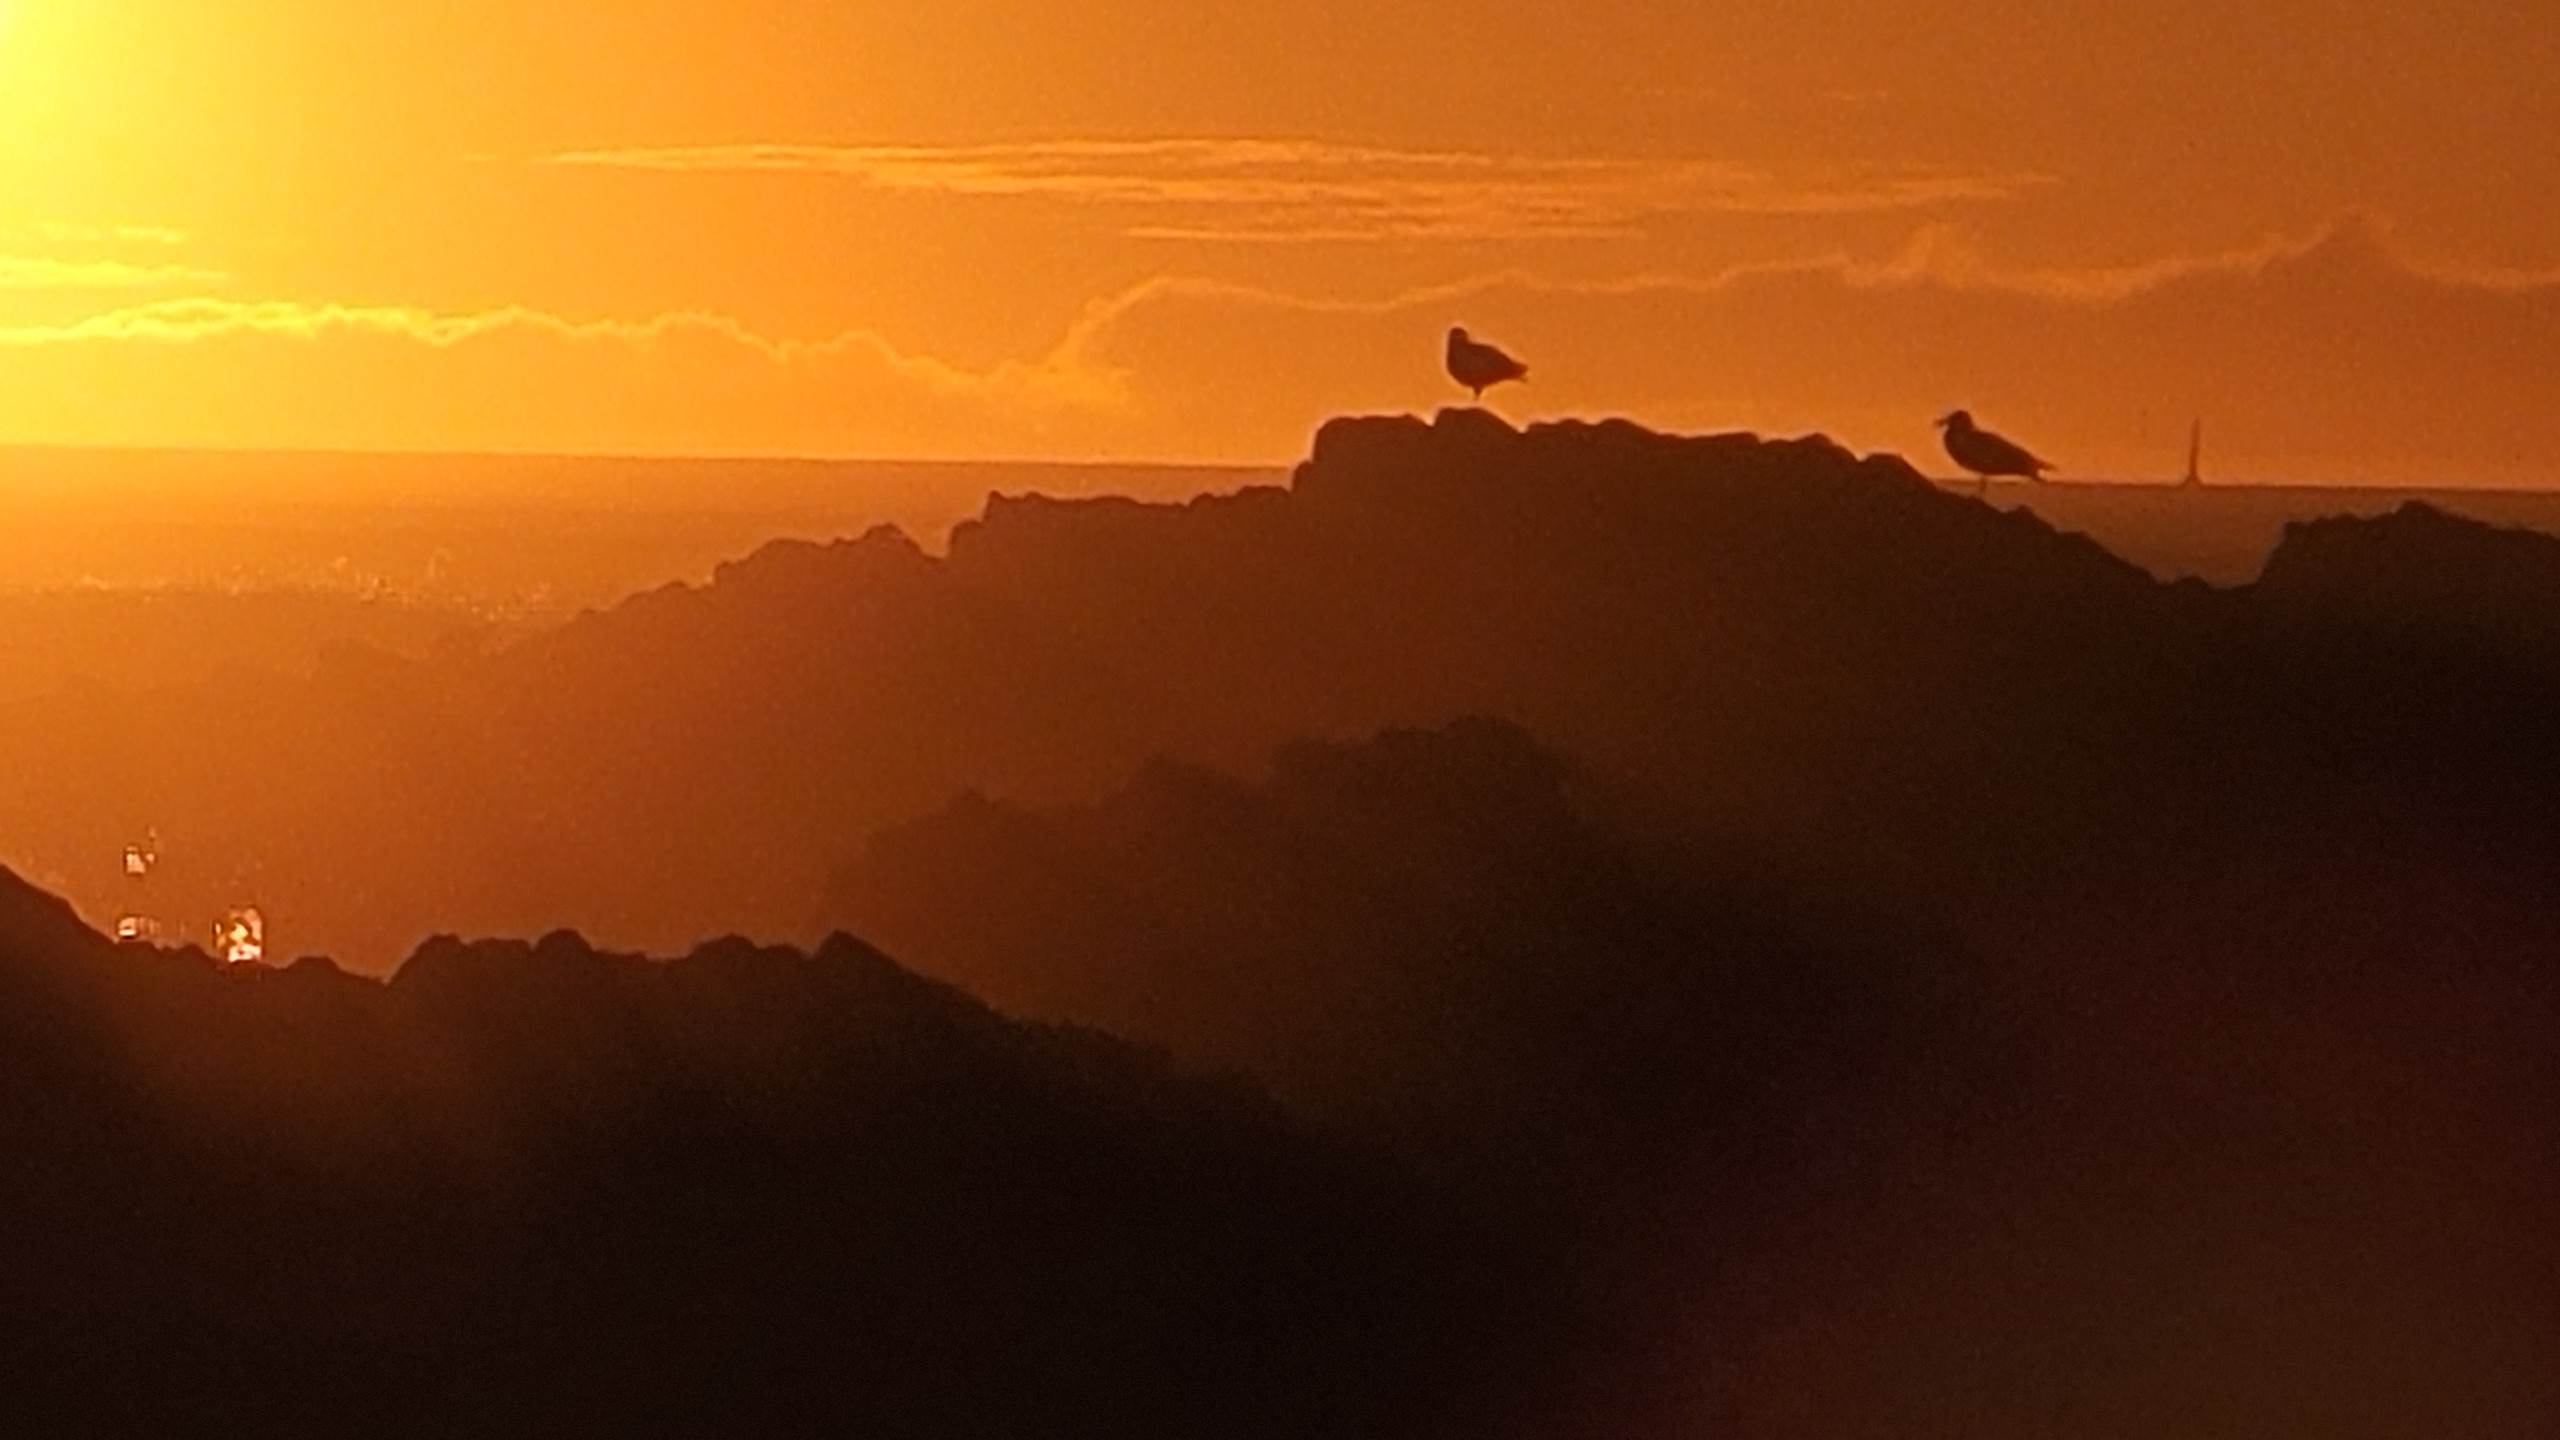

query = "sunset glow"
(2, 0), (2556, 480)
(0, 7), (2554, 1433)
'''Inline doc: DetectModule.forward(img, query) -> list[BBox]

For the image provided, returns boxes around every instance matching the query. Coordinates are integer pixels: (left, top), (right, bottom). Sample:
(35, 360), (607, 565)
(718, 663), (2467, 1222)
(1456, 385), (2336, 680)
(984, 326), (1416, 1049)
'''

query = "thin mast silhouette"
(2182, 419), (2203, 487)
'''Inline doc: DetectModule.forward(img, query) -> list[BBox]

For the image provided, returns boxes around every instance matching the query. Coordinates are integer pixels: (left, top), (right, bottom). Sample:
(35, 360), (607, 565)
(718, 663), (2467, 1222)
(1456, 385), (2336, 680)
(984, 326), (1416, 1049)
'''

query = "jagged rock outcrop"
(2259, 500), (2560, 644)
(827, 716), (2560, 1440)
(3, 410), (2556, 965)
(0, 868), (1517, 1438)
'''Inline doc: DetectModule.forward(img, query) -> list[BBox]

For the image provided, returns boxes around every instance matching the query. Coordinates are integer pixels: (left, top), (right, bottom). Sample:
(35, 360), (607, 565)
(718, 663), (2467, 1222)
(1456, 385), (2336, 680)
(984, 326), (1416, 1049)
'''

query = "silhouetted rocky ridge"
(828, 715), (2560, 1438)
(0, 863), (1521, 1438)
(3, 409), (2556, 966)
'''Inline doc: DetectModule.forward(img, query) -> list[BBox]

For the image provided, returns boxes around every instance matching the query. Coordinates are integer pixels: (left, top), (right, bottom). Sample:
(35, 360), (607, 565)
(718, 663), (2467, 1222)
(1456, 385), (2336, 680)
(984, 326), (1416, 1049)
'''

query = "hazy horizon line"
(6, 429), (2560, 497)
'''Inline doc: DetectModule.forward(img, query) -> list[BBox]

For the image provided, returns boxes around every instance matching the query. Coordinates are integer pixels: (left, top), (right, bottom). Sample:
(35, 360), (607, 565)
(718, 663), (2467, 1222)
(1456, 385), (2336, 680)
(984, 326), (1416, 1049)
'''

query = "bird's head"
(1448, 326), (1470, 342)
(1936, 410), (1972, 430)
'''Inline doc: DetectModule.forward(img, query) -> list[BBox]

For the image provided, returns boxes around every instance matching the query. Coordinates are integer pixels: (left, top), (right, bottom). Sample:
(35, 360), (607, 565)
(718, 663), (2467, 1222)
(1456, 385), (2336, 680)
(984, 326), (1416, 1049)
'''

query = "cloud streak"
(5, 215), (2557, 483)
(1039, 214), (2560, 480)
(0, 296), (1126, 457)
(0, 299), (799, 352)
(538, 137), (2053, 242)
(0, 296), (1127, 414)
(0, 255), (228, 292)
(29, 222), (193, 248)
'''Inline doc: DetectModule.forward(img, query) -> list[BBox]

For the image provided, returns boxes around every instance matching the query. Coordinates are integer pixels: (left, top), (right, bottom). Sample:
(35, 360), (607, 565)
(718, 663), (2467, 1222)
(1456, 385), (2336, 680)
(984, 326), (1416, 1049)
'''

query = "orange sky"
(3, 0), (2557, 481)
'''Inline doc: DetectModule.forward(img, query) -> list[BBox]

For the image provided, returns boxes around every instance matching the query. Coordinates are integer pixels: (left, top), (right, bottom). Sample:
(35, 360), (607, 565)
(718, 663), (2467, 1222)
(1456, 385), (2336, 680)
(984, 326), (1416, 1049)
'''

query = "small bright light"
(215, 908), (267, 967)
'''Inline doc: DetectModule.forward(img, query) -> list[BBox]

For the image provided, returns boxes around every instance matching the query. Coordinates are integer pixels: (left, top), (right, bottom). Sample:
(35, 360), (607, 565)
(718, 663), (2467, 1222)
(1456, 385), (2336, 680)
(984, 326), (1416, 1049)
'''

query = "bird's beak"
(1934, 413), (1956, 428)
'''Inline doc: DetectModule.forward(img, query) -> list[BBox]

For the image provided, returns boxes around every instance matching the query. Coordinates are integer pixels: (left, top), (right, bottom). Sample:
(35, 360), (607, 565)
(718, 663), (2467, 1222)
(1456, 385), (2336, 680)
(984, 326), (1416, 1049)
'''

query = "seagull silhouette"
(1447, 327), (1528, 402)
(1936, 410), (2054, 495)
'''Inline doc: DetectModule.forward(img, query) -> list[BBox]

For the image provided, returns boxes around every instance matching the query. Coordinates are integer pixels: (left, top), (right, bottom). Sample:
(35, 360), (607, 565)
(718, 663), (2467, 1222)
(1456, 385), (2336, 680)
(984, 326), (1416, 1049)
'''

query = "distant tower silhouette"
(2182, 419), (2204, 487)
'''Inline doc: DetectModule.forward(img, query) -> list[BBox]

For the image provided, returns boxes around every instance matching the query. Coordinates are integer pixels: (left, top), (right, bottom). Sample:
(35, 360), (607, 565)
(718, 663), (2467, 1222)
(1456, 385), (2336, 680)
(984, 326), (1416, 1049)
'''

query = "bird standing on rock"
(1447, 327), (1528, 402)
(1937, 410), (2054, 495)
